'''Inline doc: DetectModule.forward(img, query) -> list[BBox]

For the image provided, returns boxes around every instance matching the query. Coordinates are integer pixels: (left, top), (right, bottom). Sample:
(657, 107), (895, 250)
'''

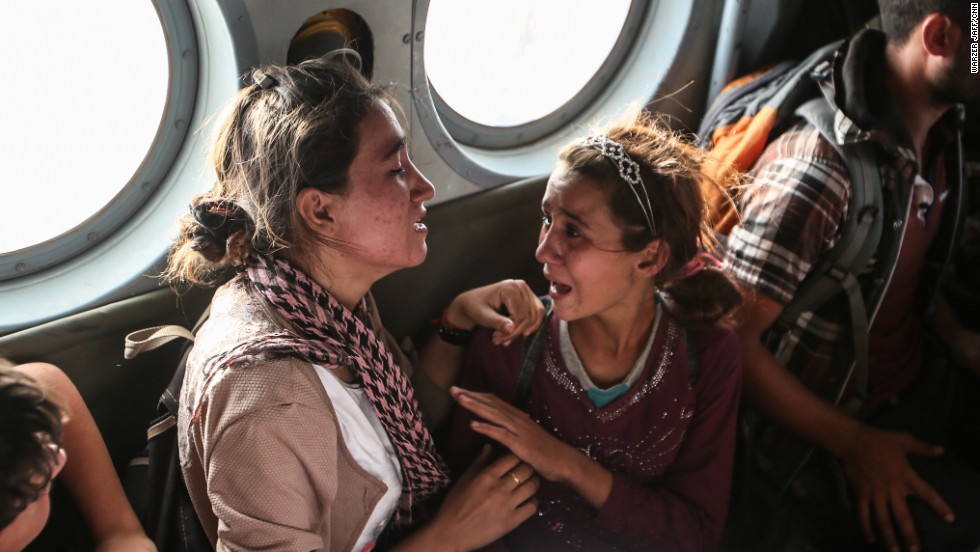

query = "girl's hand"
(451, 387), (577, 483)
(451, 387), (615, 509)
(446, 280), (545, 346)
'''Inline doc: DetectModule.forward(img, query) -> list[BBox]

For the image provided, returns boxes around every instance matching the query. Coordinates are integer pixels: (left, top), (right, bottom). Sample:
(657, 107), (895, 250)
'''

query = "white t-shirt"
(558, 309), (660, 407)
(314, 365), (403, 551)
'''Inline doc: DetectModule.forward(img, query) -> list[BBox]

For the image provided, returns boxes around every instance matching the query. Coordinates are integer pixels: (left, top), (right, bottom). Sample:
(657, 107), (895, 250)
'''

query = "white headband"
(581, 134), (657, 236)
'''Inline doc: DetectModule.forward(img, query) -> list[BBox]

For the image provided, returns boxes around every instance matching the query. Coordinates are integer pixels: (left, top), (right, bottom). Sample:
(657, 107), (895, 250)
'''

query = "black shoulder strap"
(162, 306), (210, 415)
(683, 328), (701, 387)
(516, 297), (552, 409)
(777, 88), (883, 405)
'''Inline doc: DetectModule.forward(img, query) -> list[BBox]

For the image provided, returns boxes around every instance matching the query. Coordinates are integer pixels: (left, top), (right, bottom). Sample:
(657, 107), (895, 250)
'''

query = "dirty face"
(536, 165), (659, 322)
(328, 100), (436, 279)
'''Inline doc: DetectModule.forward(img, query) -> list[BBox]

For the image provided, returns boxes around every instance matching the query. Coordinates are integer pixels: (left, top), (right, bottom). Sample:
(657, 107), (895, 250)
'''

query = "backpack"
(696, 39), (898, 550)
(698, 39), (883, 413)
(123, 312), (212, 552)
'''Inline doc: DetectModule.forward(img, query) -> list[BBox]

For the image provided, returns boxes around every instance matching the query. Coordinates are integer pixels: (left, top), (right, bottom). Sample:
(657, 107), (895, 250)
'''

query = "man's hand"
(840, 425), (953, 552)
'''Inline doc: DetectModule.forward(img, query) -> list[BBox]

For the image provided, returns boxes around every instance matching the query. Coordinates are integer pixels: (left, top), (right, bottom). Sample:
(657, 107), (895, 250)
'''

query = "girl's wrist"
(444, 299), (474, 330)
(438, 322), (473, 347)
(433, 303), (474, 346)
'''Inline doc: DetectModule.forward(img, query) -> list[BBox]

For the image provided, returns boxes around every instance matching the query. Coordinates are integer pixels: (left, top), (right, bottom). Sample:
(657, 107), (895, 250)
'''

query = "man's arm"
(736, 288), (863, 454)
(735, 286), (953, 551)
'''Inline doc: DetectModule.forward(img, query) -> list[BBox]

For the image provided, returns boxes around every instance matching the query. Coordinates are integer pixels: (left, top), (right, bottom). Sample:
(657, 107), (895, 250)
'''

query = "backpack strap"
(124, 325), (196, 360)
(123, 306), (213, 551)
(124, 306), (211, 415)
(516, 300), (699, 403)
(683, 328), (701, 387)
(778, 91), (883, 406)
(516, 297), (552, 409)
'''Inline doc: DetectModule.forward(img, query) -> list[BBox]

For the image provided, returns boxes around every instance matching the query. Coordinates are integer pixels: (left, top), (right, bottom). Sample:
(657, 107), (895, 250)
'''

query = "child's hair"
(558, 112), (742, 326)
(0, 364), (64, 530)
(163, 52), (397, 287)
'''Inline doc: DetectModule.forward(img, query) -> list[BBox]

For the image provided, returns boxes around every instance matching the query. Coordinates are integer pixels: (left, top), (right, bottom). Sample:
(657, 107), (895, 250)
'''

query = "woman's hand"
(839, 425), (953, 552)
(446, 280), (545, 346)
(421, 447), (539, 551)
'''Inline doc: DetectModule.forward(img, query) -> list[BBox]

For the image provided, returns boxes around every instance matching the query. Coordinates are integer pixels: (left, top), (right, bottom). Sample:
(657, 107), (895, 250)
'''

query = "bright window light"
(0, 2), (168, 254)
(424, 0), (633, 128)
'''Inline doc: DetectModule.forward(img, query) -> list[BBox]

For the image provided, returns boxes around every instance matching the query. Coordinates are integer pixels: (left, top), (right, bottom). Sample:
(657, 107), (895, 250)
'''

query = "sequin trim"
(543, 318), (680, 423)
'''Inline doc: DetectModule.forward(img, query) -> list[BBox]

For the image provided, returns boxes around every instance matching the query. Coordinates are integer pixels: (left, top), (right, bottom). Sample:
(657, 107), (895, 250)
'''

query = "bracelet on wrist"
(434, 308), (472, 346)
(438, 323), (472, 346)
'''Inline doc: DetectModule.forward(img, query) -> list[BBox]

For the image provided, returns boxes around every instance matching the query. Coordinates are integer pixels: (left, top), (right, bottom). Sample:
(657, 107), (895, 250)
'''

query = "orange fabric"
(701, 107), (778, 234)
(718, 65), (778, 95)
(293, 10), (359, 42)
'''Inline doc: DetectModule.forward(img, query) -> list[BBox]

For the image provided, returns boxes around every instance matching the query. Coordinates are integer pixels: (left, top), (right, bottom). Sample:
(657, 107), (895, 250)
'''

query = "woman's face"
(536, 165), (659, 322)
(329, 100), (436, 278)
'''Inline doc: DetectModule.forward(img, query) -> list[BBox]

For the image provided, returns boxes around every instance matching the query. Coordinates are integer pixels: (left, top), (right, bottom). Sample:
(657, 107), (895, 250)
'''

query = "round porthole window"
(423, 0), (639, 148)
(0, 0), (188, 280)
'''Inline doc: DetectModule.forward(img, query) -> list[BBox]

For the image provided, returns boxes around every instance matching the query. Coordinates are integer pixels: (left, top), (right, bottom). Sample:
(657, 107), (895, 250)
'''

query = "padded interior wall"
(373, 175), (549, 344)
(0, 175), (548, 464)
(0, 175), (548, 546)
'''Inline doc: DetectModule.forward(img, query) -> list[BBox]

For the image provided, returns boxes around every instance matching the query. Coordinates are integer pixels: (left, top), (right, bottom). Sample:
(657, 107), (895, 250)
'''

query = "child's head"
(0, 362), (67, 551)
(541, 113), (741, 326)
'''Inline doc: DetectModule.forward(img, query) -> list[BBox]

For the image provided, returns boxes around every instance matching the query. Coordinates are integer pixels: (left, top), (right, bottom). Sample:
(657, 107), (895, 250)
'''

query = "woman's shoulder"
(188, 279), (309, 376)
(197, 357), (330, 417)
(470, 326), (524, 359)
(203, 277), (281, 337)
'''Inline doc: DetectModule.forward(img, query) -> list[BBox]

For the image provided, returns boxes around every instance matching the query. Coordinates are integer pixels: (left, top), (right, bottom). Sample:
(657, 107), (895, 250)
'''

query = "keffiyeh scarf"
(207, 254), (449, 526)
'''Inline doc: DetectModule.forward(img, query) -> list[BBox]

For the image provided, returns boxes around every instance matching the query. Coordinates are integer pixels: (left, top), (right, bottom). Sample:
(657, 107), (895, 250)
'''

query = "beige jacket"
(178, 277), (447, 551)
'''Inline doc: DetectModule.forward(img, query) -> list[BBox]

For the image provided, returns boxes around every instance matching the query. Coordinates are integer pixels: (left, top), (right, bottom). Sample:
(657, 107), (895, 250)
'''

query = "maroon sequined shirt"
(449, 310), (742, 551)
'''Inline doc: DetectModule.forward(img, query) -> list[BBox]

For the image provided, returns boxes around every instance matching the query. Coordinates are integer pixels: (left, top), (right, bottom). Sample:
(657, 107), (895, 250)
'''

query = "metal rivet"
(893, 220), (903, 229)
(87, 232), (99, 242)
(142, 181), (153, 192)
(15, 263), (27, 273)
(415, 31), (424, 41)
(182, 49), (193, 60)
(874, 277), (886, 286)
(402, 33), (412, 44)
(175, 119), (186, 131)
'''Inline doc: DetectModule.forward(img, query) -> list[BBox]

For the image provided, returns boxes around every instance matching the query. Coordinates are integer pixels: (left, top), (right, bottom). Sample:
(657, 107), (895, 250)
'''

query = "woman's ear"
(296, 188), (339, 237)
(636, 239), (670, 277)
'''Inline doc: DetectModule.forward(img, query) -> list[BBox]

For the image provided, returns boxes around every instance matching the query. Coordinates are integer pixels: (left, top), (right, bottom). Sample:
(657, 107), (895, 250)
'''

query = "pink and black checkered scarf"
(208, 254), (449, 527)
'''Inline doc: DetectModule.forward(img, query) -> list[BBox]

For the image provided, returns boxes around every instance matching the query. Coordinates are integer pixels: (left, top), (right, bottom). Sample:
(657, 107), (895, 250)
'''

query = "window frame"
(424, 0), (648, 150)
(0, 0), (197, 281)
(411, 0), (702, 190)
(0, 0), (254, 335)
